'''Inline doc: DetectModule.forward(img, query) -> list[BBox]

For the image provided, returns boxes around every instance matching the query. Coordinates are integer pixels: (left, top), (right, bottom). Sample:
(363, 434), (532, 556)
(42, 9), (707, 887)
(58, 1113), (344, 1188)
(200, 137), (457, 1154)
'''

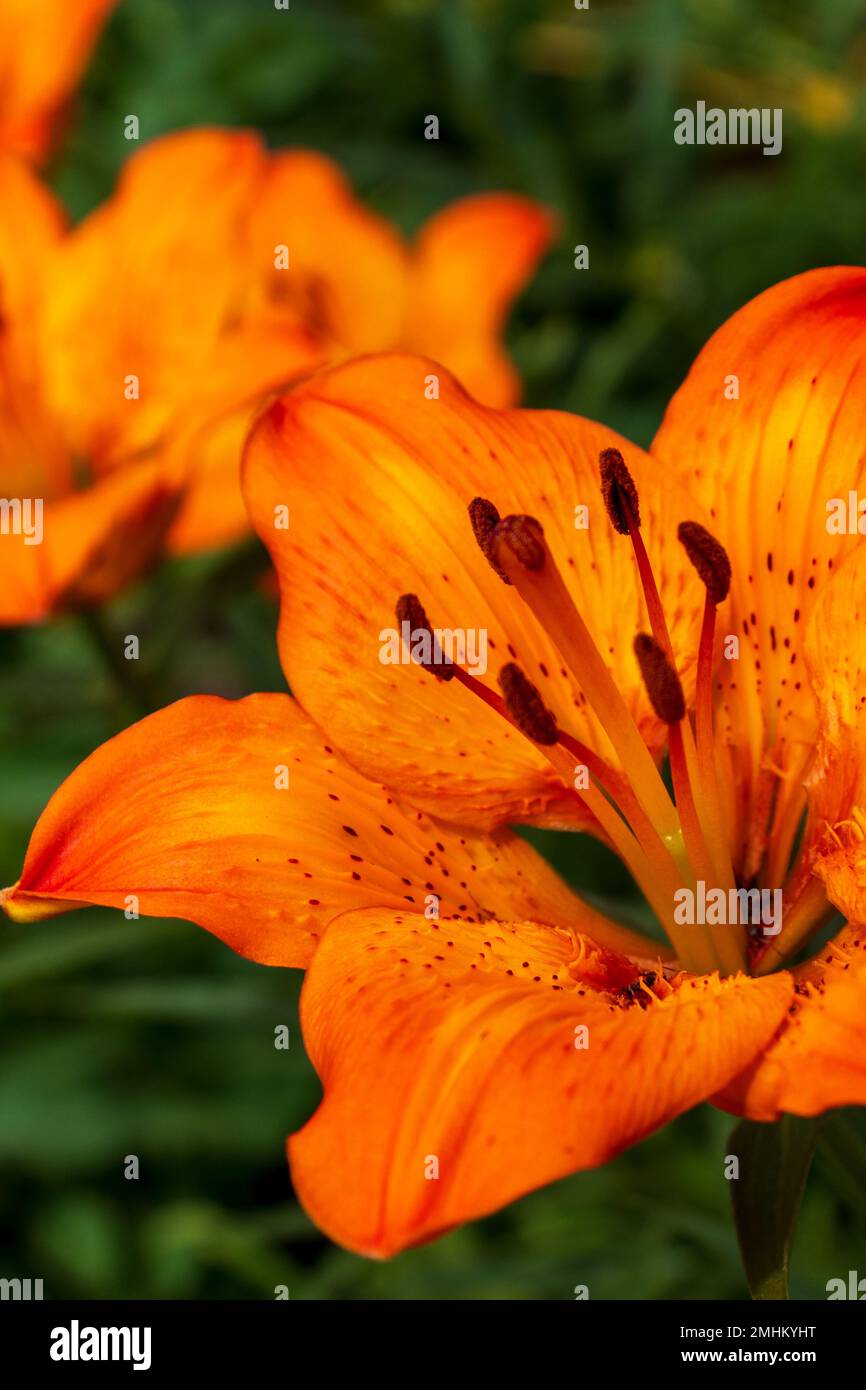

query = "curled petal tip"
(0, 883), (50, 923)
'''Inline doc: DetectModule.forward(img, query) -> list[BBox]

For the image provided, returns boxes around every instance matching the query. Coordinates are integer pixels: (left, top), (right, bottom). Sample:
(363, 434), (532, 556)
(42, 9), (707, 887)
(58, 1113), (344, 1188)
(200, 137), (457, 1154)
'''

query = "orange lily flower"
(0, 0), (116, 163)
(5, 268), (866, 1259)
(0, 128), (552, 623)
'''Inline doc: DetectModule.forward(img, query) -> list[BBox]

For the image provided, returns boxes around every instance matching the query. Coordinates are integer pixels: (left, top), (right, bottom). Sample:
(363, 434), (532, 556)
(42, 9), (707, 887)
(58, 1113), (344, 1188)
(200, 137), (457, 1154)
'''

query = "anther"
(633, 633), (685, 724)
(600, 447), (640, 535)
(677, 521), (731, 604)
(469, 497), (512, 584)
(491, 514), (546, 573)
(497, 662), (558, 745)
(395, 593), (456, 681)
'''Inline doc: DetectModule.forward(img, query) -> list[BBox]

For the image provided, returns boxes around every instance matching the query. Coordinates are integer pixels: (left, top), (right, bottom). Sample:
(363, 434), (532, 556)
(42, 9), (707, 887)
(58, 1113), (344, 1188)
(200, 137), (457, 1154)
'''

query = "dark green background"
(2, 0), (865, 1299)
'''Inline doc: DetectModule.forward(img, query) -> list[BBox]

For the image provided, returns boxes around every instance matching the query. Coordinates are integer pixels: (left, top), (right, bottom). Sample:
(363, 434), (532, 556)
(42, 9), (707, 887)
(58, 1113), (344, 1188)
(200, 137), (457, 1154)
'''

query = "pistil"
(677, 523), (737, 877)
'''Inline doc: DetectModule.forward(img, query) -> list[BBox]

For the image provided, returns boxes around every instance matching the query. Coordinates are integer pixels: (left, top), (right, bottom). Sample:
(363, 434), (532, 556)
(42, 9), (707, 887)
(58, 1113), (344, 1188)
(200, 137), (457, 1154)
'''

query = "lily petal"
(243, 150), (409, 354)
(715, 925), (866, 1120)
(4, 133), (554, 596)
(800, 539), (866, 874)
(289, 906), (792, 1256)
(0, 156), (72, 505)
(0, 343), (71, 506)
(0, 0), (116, 162)
(0, 151), (66, 343)
(163, 321), (325, 555)
(652, 267), (866, 872)
(39, 127), (267, 466)
(242, 353), (707, 831)
(0, 460), (181, 623)
(406, 193), (555, 406)
(765, 540), (866, 927)
(0, 693), (649, 966)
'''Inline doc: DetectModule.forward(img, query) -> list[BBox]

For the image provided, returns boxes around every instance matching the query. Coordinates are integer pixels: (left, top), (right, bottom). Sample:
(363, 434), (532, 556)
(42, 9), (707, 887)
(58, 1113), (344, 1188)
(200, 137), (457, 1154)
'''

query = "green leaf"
(728, 1115), (822, 1299)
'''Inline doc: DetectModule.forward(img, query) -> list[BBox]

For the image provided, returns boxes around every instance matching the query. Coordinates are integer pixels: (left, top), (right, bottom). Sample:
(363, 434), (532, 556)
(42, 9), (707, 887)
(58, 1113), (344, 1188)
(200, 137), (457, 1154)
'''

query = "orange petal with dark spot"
(289, 907), (792, 1256)
(652, 267), (866, 874)
(0, 693), (655, 966)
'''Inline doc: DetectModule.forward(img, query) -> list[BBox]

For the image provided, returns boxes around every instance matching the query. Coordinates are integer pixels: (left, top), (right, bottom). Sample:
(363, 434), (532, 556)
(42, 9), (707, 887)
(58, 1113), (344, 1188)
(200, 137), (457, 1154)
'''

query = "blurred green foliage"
(2, 0), (866, 1298)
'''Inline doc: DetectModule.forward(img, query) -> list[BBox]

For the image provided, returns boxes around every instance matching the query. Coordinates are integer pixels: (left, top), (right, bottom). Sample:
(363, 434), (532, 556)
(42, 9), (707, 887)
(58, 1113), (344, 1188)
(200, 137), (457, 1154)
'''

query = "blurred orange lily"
(0, 0), (116, 162)
(5, 268), (866, 1258)
(0, 127), (552, 623)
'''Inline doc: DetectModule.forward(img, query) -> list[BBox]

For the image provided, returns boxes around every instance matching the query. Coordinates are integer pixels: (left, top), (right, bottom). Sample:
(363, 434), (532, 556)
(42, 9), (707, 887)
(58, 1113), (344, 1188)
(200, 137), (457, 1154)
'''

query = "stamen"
(527, 729), (701, 965)
(489, 512), (684, 850)
(497, 662), (558, 745)
(742, 765), (777, 885)
(392, 586), (701, 962)
(422, 476), (762, 976)
(678, 522), (739, 907)
(443, 649), (691, 921)
(485, 515), (734, 971)
(494, 660), (684, 924)
(600, 458), (741, 967)
(694, 597), (720, 769)
(633, 634), (685, 725)
(600, 447), (641, 535)
(678, 521), (731, 605)
(763, 754), (810, 892)
(395, 593), (456, 681)
(602, 455), (668, 656)
(554, 718), (716, 974)
(469, 497), (512, 584)
(456, 659), (651, 852)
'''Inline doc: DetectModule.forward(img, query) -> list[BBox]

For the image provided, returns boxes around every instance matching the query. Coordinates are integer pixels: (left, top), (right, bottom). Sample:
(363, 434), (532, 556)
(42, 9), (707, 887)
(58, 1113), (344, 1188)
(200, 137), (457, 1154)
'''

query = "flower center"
(398, 450), (829, 977)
